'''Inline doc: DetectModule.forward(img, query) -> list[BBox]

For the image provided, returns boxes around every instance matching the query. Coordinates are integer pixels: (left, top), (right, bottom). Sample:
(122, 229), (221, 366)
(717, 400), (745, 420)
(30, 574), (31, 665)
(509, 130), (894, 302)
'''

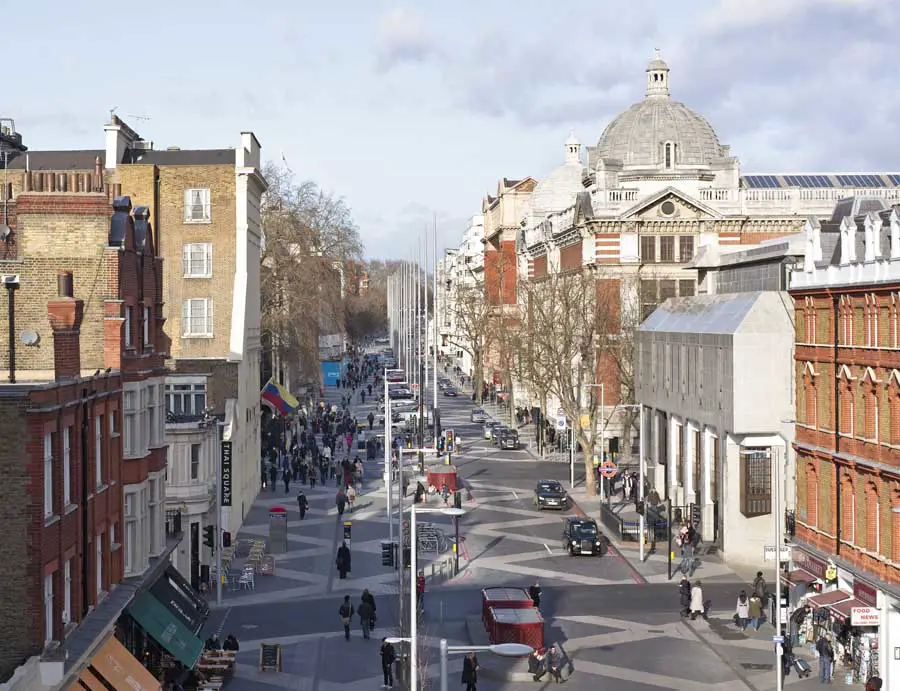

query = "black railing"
(598, 503), (669, 542)
(165, 509), (183, 537)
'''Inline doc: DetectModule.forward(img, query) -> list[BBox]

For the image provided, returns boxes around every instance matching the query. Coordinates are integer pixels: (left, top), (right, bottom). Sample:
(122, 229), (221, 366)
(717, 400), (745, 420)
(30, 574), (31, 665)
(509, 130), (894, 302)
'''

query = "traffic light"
(203, 525), (215, 550)
(381, 541), (395, 567)
(222, 531), (232, 548)
(609, 437), (619, 454)
(445, 429), (455, 452)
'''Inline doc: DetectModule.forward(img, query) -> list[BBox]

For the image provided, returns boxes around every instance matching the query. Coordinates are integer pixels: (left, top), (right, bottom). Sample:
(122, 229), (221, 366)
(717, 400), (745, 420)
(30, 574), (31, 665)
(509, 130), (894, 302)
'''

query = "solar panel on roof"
(836, 175), (856, 187)
(863, 174), (885, 188)
(888, 174), (900, 187)
(745, 175), (780, 189)
(813, 175), (833, 187)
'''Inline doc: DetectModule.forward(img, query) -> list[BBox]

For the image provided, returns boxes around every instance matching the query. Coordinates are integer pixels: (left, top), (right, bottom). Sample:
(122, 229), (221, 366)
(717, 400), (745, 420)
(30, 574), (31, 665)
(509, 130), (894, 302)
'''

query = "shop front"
(77, 635), (161, 691)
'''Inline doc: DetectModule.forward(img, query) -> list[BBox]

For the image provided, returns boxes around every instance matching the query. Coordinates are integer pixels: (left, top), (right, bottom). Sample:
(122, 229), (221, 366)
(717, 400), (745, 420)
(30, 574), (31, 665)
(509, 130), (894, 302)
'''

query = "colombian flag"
(261, 377), (299, 415)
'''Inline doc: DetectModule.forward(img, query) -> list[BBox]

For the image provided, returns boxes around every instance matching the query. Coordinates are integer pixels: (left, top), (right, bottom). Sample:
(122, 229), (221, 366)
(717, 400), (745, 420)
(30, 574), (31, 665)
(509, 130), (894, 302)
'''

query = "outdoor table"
(481, 587), (533, 629)
(489, 606), (545, 649)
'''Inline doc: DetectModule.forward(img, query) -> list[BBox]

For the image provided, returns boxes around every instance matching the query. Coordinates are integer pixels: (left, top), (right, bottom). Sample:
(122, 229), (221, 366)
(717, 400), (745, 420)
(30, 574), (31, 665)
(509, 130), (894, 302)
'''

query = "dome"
(531, 132), (584, 217)
(595, 53), (726, 168)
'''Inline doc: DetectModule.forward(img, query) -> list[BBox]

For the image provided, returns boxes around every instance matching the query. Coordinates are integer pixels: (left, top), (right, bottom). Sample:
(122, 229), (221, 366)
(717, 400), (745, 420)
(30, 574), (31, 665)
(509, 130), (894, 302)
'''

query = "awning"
(785, 569), (817, 588)
(805, 589), (852, 609)
(80, 635), (161, 691)
(127, 591), (203, 668)
(827, 598), (878, 625)
(149, 566), (208, 634)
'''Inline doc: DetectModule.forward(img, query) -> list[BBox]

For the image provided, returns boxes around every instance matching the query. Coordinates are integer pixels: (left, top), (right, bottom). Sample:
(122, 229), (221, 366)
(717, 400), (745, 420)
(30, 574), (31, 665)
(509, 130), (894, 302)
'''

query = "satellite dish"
(20, 330), (39, 346)
(0, 225), (10, 240)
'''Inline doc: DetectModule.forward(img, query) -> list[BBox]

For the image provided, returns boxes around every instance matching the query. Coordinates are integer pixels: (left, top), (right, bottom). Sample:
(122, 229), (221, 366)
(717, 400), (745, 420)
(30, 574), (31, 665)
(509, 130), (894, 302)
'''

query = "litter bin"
(269, 506), (288, 554)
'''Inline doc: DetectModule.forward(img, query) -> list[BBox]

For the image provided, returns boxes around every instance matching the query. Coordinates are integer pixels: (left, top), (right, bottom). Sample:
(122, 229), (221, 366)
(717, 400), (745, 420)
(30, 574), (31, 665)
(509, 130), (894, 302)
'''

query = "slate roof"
(3, 149), (104, 170)
(638, 291), (765, 336)
(815, 198), (895, 269)
(124, 148), (235, 166)
(3, 147), (235, 171)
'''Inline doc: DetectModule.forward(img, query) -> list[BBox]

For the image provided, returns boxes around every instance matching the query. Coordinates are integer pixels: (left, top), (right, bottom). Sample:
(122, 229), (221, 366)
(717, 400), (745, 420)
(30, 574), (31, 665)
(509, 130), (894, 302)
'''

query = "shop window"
(740, 447), (771, 518)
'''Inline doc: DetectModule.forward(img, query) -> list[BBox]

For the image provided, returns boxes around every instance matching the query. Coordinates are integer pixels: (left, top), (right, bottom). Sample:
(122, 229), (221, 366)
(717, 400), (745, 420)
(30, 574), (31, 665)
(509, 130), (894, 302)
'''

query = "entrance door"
(190, 522), (200, 590)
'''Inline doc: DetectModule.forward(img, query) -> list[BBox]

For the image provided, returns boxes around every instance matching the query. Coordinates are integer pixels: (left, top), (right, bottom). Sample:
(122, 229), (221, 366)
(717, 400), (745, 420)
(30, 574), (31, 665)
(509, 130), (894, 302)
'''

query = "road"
(202, 364), (822, 691)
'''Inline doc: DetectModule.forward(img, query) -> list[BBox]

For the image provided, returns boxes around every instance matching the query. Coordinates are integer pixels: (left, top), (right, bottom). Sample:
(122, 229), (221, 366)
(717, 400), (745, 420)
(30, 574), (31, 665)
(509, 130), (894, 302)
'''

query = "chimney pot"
(57, 270), (73, 298)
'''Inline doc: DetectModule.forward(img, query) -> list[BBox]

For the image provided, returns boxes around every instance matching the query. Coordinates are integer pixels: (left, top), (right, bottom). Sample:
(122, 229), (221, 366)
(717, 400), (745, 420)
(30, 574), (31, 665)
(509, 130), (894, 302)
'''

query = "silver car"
(471, 408), (488, 423)
(482, 421), (500, 439)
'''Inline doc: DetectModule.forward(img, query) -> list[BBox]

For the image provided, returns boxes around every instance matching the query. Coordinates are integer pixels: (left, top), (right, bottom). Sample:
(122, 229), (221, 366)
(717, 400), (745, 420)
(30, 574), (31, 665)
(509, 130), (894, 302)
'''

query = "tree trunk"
(582, 437), (598, 497)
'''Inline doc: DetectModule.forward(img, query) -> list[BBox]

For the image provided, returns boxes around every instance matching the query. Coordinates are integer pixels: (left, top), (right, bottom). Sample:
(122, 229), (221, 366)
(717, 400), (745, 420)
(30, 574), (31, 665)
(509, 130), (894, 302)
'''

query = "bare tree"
(518, 268), (621, 496)
(446, 273), (493, 403)
(260, 163), (362, 386)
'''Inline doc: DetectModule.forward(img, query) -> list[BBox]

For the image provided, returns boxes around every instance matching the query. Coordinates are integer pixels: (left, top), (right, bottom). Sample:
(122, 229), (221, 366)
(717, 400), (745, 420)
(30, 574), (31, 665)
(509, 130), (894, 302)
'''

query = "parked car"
(482, 421), (500, 439)
(499, 429), (520, 450)
(562, 517), (608, 556)
(443, 387), (459, 397)
(471, 408), (489, 423)
(490, 425), (509, 444)
(533, 480), (568, 510)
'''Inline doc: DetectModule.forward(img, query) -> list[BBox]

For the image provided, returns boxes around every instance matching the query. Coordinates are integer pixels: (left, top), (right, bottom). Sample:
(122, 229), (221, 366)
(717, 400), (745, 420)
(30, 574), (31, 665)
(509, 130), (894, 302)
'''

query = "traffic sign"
(763, 545), (791, 562)
(555, 408), (567, 430)
(600, 460), (617, 479)
(772, 635), (784, 644)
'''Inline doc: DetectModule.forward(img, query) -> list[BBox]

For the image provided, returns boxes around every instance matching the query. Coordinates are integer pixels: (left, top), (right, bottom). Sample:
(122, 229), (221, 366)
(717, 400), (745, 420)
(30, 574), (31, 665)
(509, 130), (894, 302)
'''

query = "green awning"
(127, 591), (203, 668)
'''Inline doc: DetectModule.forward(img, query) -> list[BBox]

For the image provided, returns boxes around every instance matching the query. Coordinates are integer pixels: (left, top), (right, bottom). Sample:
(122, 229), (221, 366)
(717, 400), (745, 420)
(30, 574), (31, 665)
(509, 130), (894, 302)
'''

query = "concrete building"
(635, 235), (801, 565)
(0, 151), (176, 686)
(789, 198), (900, 686)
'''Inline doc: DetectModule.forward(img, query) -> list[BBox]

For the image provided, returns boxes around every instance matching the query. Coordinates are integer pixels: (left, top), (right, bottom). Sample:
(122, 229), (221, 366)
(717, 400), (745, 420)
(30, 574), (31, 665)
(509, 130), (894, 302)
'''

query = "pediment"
(620, 186), (723, 221)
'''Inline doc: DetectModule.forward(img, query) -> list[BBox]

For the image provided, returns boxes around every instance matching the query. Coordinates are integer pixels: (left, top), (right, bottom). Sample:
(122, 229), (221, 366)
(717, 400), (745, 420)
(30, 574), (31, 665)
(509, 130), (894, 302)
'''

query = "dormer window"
(664, 142), (675, 169)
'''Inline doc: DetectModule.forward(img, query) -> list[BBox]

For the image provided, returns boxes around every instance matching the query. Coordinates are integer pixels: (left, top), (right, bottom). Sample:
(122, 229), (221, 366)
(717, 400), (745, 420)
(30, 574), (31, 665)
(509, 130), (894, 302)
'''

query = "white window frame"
(182, 243), (213, 278)
(140, 386), (150, 453)
(124, 492), (136, 575)
(182, 298), (213, 338)
(124, 390), (138, 457)
(124, 306), (133, 348)
(165, 377), (207, 418)
(62, 560), (71, 625)
(96, 534), (103, 598)
(44, 433), (53, 518)
(44, 573), (54, 643)
(62, 427), (71, 507)
(94, 415), (103, 488)
(183, 188), (211, 223)
(190, 443), (201, 481)
(142, 305), (151, 347)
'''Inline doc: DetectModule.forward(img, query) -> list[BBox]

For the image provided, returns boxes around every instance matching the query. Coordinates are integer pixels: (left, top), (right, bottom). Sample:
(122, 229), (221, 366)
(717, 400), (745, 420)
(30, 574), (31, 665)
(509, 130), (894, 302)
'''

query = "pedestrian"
(282, 467), (291, 494)
(752, 570), (769, 606)
(380, 638), (396, 688)
(735, 590), (750, 631)
(339, 595), (354, 640)
(268, 464), (277, 492)
(357, 593), (375, 639)
(815, 634), (833, 683)
(416, 571), (426, 609)
(297, 491), (308, 520)
(690, 580), (705, 620)
(678, 576), (691, 617)
(528, 580), (542, 610)
(336, 541), (351, 579)
(748, 592), (762, 631)
(461, 651), (479, 691)
(347, 484), (357, 512)
(336, 489), (347, 516)
(362, 588), (377, 630)
(865, 675), (883, 690)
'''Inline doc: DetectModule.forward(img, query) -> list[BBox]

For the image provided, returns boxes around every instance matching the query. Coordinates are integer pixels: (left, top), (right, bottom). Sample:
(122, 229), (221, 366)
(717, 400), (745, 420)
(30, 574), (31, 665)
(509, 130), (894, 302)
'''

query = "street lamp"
(383, 368), (404, 533)
(384, 638), (531, 691)
(408, 505), (466, 691)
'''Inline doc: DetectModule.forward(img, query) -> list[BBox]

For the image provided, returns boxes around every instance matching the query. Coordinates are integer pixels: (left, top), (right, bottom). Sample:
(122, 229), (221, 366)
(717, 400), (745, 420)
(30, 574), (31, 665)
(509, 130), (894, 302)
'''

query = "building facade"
(0, 173), (169, 680)
(636, 237), (802, 563)
(789, 199), (900, 686)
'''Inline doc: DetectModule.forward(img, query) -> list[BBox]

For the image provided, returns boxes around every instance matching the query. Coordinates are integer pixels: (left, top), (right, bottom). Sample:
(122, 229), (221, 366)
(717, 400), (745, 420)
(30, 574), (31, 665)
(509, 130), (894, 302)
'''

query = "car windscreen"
(538, 483), (562, 493)
(572, 522), (598, 537)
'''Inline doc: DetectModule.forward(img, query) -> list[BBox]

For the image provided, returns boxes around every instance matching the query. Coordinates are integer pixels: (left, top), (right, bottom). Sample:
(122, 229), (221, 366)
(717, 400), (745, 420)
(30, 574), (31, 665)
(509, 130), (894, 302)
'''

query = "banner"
(221, 441), (233, 507)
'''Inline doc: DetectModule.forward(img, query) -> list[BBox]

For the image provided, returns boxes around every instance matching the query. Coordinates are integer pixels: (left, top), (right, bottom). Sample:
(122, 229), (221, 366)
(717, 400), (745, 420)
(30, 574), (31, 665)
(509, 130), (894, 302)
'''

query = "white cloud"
(698, 0), (876, 32)
(374, 7), (435, 73)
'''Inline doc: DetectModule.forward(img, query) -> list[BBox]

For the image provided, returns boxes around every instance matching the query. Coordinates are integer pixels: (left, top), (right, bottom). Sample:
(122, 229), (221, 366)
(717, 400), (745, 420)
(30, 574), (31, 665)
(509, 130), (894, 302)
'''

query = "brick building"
(790, 197), (900, 685)
(0, 116), (266, 586)
(0, 165), (171, 682)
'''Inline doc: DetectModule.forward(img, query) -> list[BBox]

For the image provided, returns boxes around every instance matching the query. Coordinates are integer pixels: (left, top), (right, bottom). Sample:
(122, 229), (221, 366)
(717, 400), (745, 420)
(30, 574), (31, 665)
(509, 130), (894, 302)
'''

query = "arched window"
(839, 378), (854, 437)
(891, 488), (900, 563)
(866, 482), (880, 553)
(890, 374), (900, 445)
(805, 463), (819, 527)
(841, 474), (855, 545)
(804, 363), (817, 429)
(664, 142), (674, 169)
(864, 380), (878, 440)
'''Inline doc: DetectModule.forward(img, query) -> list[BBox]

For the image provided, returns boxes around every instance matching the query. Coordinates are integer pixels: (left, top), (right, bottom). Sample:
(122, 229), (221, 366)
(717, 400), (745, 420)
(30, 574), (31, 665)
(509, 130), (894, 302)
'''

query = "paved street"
(202, 369), (823, 691)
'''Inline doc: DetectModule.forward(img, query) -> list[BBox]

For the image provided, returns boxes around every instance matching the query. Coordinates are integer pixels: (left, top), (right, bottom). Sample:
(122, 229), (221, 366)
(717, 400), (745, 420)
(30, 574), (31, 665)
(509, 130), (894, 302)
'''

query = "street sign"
(600, 460), (617, 479)
(851, 607), (879, 627)
(763, 545), (791, 562)
(555, 408), (567, 430)
(772, 635), (784, 644)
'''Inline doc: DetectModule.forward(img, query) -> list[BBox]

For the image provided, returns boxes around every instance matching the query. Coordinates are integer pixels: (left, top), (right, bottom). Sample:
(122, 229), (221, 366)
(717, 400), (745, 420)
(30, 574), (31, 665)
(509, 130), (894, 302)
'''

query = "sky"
(4, 0), (898, 259)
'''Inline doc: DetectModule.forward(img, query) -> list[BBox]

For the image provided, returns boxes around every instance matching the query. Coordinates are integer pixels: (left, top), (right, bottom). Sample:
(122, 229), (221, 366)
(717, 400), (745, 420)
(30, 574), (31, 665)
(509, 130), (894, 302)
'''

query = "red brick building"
(790, 200), (900, 685)
(0, 176), (168, 680)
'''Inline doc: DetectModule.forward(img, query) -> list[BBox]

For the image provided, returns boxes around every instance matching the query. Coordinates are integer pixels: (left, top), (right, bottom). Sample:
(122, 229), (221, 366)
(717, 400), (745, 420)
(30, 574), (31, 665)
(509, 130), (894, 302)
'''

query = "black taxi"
(561, 516), (609, 556)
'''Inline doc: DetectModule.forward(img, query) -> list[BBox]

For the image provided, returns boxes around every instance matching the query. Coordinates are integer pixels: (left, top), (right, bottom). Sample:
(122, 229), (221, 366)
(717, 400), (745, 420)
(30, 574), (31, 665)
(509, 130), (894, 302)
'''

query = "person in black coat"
(461, 652), (479, 691)
(678, 576), (691, 617)
(336, 541), (351, 579)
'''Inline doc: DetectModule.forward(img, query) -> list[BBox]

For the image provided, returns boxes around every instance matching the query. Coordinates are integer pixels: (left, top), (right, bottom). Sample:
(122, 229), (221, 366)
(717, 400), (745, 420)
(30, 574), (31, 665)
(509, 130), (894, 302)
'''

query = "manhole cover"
(740, 663), (773, 671)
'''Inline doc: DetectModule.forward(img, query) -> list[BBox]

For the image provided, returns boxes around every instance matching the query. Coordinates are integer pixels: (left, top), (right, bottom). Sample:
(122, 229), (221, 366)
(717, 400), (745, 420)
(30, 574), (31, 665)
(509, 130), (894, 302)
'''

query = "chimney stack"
(47, 270), (84, 380)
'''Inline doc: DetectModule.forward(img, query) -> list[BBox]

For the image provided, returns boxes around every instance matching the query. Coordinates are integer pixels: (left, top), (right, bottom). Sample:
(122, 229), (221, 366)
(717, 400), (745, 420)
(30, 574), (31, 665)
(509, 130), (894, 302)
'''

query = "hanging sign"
(220, 441), (233, 507)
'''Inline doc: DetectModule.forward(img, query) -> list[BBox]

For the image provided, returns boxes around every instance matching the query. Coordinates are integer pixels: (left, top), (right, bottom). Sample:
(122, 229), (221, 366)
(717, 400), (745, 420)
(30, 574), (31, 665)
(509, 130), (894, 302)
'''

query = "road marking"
(512, 491), (518, 500)
(544, 543), (553, 555)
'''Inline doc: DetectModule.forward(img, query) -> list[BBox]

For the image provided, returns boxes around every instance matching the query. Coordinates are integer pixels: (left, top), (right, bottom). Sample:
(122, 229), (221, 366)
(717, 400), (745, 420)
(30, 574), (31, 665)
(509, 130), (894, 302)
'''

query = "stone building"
(790, 198), (900, 685)
(0, 170), (175, 685)
(0, 116), (267, 583)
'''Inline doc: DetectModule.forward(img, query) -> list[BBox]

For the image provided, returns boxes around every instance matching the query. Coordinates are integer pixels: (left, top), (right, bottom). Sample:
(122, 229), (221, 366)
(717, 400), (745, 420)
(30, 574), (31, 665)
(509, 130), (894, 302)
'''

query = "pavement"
(202, 361), (825, 691)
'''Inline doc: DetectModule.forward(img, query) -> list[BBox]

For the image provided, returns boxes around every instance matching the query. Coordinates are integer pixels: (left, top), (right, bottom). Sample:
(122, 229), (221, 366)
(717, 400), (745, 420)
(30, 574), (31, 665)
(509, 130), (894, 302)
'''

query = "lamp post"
(408, 505), (466, 691)
(385, 638), (532, 691)
(383, 368), (404, 533)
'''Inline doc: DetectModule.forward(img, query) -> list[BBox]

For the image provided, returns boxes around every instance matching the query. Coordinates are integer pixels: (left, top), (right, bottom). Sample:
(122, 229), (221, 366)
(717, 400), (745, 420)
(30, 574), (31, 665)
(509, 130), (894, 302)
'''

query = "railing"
(598, 503), (668, 542)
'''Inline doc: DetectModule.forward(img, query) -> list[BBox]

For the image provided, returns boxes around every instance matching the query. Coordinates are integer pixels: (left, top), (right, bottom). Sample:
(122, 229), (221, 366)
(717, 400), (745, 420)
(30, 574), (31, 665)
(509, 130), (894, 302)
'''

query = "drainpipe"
(832, 292), (841, 554)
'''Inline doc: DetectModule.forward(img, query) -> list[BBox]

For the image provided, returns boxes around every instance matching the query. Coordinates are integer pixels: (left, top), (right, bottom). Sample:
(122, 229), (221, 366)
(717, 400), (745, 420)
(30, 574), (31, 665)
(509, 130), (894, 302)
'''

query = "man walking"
(339, 596), (354, 641)
(380, 638), (396, 688)
(816, 634), (833, 683)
